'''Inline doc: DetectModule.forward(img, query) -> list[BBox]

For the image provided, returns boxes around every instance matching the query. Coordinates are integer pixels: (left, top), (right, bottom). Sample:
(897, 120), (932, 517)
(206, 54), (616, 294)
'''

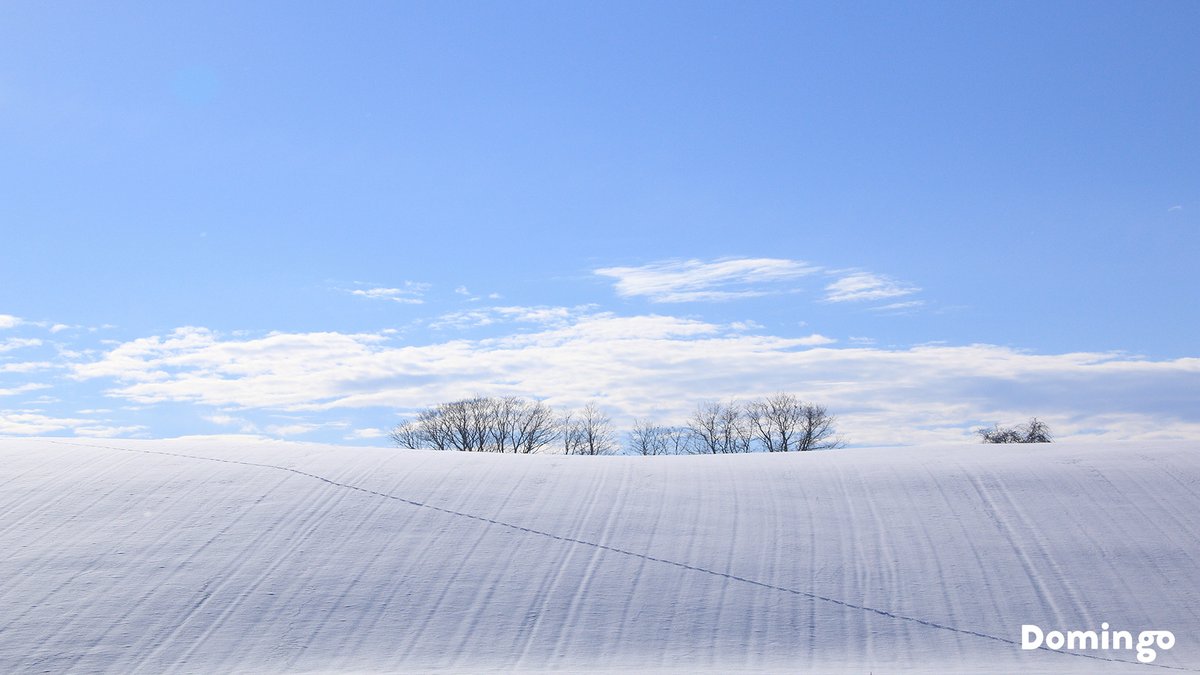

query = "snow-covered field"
(0, 438), (1197, 673)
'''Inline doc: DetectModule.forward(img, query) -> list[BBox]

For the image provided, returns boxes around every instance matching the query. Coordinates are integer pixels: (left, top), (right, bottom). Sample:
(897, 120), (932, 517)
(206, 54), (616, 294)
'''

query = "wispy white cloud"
(349, 427), (387, 439)
(73, 423), (148, 438)
(872, 300), (925, 313)
(595, 257), (820, 303)
(596, 257), (924, 312)
(825, 272), (919, 303)
(203, 412), (260, 434)
(0, 383), (51, 397)
(728, 320), (764, 332)
(73, 326), (390, 393)
(205, 411), (347, 438)
(0, 317), (77, 333)
(430, 305), (595, 330)
(0, 338), (42, 353)
(71, 316), (1200, 444)
(451, 285), (502, 302)
(793, 334), (837, 346)
(0, 361), (55, 374)
(346, 281), (430, 304)
(0, 410), (90, 435)
(0, 406), (147, 437)
(265, 422), (326, 437)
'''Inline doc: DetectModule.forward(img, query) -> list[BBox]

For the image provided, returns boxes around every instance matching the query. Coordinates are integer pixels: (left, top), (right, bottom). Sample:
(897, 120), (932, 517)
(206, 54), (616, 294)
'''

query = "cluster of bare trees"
(629, 393), (844, 455)
(389, 397), (617, 455)
(976, 417), (1053, 444)
(561, 403), (618, 455)
(390, 392), (843, 455)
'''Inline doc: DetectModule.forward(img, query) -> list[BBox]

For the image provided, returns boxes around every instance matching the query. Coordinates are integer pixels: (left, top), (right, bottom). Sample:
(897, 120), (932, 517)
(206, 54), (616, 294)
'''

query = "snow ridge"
(1, 437), (1197, 673)
(44, 440), (1194, 673)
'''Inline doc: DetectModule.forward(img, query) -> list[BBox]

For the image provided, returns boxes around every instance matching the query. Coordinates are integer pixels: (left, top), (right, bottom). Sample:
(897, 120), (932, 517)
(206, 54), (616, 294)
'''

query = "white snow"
(0, 437), (1197, 673)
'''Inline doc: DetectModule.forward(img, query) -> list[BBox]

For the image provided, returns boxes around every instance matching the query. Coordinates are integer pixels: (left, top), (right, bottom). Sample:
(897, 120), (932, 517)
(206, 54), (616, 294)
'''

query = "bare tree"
(393, 393), (842, 455)
(687, 400), (723, 454)
(628, 419), (692, 455)
(1021, 418), (1053, 443)
(392, 396), (562, 453)
(562, 402), (617, 455)
(389, 420), (425, 449)
(977, 424), (1021, 444)
(390, 407), (453, 451)
(687, 400), (752, 453)
(722, 401), (753, 453)
(510, 398), (561, 454)
(436, 397), (492, 451)
(977, 417), (1053, 444)
(486, 396), (521, 454)
(794, 402), (843, 451)
(560, 411), (579, 454)
(746, 392), (806, 452)
(688, 394), (842, 453)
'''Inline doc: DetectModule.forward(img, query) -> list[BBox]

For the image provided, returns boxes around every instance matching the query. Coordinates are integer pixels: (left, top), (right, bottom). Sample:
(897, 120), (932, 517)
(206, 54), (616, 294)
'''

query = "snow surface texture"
(0, 438), (1197, 674)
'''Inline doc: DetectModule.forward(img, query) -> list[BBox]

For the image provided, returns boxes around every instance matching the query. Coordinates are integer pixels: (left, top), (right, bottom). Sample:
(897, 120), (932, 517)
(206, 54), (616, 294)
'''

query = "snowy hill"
(1, 438), (1197, 673)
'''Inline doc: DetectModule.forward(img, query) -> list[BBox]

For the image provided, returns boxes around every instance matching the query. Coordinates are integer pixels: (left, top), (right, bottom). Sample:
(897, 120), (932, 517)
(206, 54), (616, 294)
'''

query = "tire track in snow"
(135, 472), (297, 674)
(0, 449), (112, 530)
(991, 470), (1096, 628)
(829, 461), (872, 659)
(607, 466), (669, 663)
(795, 473), (817, 667)
(448, 466), (543, 669)
(293, 466), (420, 670)
(57, 462), (263, 674)
(49, 440), (1198, 673)
(967, 473), (1070, 630)
(385, 457), (542, 669)
(922, 461), (991, 659)
(708, 467), (740, 662)
(0, 452), (154, 636)
(176, 470), (360, 673)
(548, 453), (619, 662)
(513, 465), (626, 668)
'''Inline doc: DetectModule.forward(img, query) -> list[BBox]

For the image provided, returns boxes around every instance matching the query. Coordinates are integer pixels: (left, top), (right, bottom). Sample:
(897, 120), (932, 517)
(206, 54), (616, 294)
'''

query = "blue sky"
(2, 1), (1197, 446)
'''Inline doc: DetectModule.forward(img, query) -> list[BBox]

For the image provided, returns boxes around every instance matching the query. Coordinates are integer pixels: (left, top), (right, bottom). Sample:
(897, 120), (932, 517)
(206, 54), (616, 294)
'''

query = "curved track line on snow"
(49, 440), (1197, 672)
